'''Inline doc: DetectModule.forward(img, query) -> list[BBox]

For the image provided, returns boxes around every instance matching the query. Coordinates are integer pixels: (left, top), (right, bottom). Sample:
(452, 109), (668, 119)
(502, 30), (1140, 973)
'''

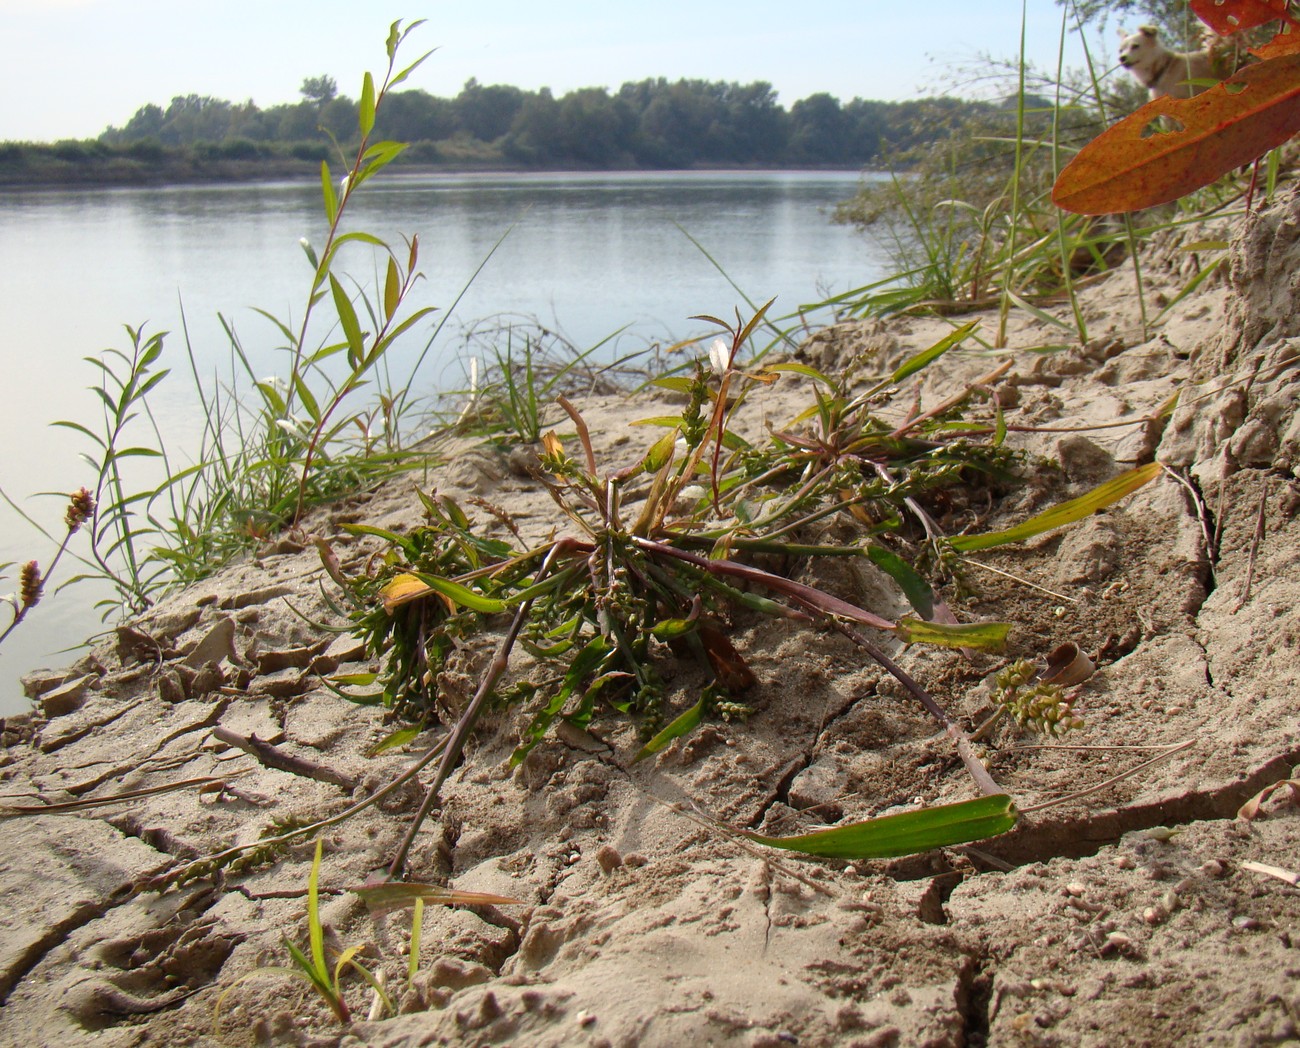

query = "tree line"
(84, 76), (997, 170)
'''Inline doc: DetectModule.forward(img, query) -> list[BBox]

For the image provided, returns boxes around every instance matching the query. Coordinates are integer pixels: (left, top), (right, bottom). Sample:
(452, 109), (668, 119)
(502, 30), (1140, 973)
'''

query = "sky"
(0, 1), (1119, 143)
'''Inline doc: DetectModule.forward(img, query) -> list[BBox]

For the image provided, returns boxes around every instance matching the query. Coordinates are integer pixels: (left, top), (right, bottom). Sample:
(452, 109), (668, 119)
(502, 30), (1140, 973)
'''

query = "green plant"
(215, 839), (391, 1031)
(3, 22), (462, 634)
(0, 488), (95, 648)
(318, 302), (1161, 877)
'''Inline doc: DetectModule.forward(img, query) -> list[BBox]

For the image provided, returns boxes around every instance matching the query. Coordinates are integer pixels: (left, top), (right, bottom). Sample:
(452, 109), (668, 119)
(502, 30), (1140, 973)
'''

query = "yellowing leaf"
(380, 573), (432, 613)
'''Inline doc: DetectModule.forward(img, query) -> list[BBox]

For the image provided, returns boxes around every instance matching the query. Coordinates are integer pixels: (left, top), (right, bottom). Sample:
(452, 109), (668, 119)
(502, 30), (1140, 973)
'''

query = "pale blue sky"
(0, 1), (1119, 142)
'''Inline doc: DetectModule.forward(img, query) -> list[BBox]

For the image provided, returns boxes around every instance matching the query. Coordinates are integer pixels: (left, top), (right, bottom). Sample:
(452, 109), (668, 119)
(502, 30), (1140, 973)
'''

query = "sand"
(2, 185), (1299, 1047)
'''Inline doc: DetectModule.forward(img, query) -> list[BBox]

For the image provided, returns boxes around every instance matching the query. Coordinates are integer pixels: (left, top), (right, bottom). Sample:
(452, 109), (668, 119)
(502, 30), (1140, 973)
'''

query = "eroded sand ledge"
(3, 187), (1300, 1047)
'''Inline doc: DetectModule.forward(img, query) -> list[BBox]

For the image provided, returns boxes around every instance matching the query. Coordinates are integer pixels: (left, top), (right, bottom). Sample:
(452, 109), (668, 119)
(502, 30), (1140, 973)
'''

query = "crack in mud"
(747, 755), (810, 830)
(957, 950), (993, 1048)
(0, 881), (139, 1006)
(884, 750), (1300, 881)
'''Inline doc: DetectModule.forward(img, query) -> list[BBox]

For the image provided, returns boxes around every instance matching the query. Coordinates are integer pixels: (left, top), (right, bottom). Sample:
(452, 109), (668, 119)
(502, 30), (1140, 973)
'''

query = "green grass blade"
(633, 696), (706, 762)
(949, 462), (1160, 552)
(891, 320), (979, 383)
(409, 572), (511, 613)
(744, 794), (1018, 859)
(307, 840), (327, 979)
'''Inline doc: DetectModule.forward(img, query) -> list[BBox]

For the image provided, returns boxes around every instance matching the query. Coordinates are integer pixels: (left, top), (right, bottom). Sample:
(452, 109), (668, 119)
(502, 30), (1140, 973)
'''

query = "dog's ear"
(1139, 25), (1159, 39)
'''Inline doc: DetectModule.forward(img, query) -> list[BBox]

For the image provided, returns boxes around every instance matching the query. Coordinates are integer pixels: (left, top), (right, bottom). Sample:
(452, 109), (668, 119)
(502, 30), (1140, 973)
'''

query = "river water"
(0, 169), (890, 714)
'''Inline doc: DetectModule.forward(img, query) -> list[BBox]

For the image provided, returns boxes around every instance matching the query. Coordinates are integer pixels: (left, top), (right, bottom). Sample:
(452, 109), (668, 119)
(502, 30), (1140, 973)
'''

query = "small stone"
(1065, 882), (1087, 897)
(594, 845), (622, 874)
(622, 853), (649, 868)
(1113, 855), (1136, 870)
(1143, 906), (1166, 925)
(1233, 915), (1262, 931)
(1199, 860), (1227, 879)
(40, 674), (95, 717)
(576, 1010), (596, 1028)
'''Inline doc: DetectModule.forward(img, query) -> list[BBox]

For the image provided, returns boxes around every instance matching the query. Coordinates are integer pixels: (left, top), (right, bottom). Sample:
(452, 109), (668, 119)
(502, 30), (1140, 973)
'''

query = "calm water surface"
(0, 169), (887, 713)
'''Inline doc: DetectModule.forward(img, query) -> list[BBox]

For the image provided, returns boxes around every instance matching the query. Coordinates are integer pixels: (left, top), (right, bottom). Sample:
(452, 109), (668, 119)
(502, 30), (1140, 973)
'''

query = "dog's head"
(1117, 25), (1162, 71)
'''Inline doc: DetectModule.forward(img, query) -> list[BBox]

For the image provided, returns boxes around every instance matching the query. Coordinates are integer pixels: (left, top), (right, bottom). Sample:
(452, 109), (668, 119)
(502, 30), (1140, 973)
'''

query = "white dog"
(1117, 25), (1218, 99)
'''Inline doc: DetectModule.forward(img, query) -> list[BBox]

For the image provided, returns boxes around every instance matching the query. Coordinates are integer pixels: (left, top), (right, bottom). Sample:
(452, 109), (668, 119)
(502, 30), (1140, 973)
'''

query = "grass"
(4, 9), (1287, 900)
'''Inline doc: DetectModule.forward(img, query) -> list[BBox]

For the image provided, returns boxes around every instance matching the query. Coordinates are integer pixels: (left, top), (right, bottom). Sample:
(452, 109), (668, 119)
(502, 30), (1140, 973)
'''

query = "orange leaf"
(1052, 54), (1300, 215)
(1252, 22), (1300, 59)
(1191, 0), (1296, 35)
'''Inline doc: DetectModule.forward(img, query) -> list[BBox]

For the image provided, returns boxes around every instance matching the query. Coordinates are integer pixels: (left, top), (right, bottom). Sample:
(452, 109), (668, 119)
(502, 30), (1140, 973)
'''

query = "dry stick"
(1233, 483), (1269, 614)
(210, 726), (357, 792)
(147, 736), (449, 888)
(963, 558), (1081, 604)
(388, 544), (563, 879)
(888, 359), (1015, 441)
(1018, 740), (1195, 814)
(1162, 465), (1217, 588)
(831, 620), (1002, 798)
(0, 770), (252, 817)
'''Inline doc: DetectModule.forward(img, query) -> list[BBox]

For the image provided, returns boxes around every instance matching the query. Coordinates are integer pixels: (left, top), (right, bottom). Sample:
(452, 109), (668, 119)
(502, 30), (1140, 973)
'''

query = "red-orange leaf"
(1190, 0), (1295, 35)
(1053, 54), (1300, 215)
(1252, 22), (1300, 59)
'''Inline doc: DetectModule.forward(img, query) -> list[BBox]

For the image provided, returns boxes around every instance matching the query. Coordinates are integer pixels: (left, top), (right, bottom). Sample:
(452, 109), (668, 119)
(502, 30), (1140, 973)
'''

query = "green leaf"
(329, 274), (366, 367)
(949, 462), (1161, 552)
(359, 72), (376, 137)
(895, 616), (1010, 651)
(320, 161), (337, 224)
(758, 361), (834, 385)
(865, 544), (935, 619)
(365, 726), (422, 757)
(634, 697), (706, 762)
(308, 839), (326, 978)
(641, 429), (678, 473)
(649, 616), (698, 640)
(410, 571), (510, 613)
(744, 794), (1018, 859)
(891, 320), (979, 383)
(383, 256), (401, 323)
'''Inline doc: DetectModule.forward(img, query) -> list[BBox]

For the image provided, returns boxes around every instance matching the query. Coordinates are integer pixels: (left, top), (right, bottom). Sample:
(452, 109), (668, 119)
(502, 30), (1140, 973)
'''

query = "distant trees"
(95, 76), (997, 171)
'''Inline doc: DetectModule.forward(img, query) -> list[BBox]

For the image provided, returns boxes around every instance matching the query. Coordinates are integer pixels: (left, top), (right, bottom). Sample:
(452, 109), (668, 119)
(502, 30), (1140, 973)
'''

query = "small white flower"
(709, 338), (731, 376)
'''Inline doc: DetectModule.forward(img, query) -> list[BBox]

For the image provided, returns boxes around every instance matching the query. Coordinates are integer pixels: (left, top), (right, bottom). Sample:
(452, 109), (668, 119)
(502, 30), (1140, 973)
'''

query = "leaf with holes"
(1189, 0), (1295, 35)
(1052, 54), (1300, 215)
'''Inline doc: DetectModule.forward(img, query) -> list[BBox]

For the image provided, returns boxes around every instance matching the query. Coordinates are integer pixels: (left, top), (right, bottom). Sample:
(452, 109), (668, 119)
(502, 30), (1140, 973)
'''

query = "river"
(0, 169), (891, 715)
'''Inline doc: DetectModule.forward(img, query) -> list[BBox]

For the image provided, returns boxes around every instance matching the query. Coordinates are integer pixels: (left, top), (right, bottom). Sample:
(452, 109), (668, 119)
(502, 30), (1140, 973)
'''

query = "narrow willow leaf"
(329, 274), (366, 366)
(320, 161), (337, 224)
(745, 794), (1019, 859)
(352, 881), (524, 915)
(896, 616), (1010, 651)
(891, 320), (979, 383)
(383, 257), (401, 323)
(359, 72), (376, 137)
(634, 697), (706, 762)
(630, 416), (688, 428)
(949, 462), (1161, 552)
(652, 377), (696, 395)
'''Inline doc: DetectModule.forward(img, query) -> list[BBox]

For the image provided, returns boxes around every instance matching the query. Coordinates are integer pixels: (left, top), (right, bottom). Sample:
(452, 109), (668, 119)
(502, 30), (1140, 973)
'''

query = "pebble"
(1143, 906), (1166, 925)
(1233, 915), (1262, 931)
